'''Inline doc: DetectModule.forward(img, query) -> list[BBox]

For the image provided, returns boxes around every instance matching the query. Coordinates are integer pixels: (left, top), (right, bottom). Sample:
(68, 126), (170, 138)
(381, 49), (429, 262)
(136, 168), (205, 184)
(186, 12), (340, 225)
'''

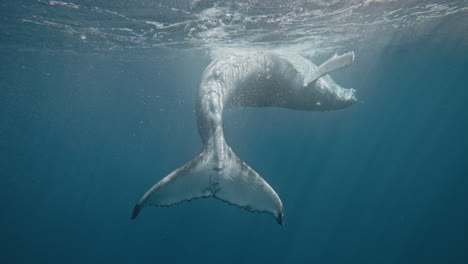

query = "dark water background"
(1, 29), (468, 263)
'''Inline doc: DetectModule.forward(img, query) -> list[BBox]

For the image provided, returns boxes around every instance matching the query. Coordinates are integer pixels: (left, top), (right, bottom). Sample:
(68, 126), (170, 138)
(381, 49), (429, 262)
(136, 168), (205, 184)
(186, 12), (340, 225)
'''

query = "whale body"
(132, 51), (357, 225)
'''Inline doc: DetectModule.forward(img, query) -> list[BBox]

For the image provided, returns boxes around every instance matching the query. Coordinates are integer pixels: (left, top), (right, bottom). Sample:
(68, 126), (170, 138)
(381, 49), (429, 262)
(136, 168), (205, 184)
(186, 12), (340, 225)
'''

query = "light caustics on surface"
(132, 51), (356, 224)
(9, 0), (468, 54)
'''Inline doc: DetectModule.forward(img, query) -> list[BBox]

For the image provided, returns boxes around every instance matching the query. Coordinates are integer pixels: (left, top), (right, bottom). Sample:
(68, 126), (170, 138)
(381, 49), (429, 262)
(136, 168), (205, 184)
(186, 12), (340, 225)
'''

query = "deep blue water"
(1, 35), (468, 263)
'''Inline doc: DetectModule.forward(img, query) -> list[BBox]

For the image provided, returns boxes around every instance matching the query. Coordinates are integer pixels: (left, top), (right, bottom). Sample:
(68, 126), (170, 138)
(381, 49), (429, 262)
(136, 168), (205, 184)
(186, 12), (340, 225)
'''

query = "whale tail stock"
(131, 146), (284, 225)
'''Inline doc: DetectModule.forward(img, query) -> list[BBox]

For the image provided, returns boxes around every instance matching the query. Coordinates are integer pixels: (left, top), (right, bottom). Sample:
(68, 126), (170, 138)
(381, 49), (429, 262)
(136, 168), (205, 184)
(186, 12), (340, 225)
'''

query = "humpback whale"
(132, 51), (356, 225)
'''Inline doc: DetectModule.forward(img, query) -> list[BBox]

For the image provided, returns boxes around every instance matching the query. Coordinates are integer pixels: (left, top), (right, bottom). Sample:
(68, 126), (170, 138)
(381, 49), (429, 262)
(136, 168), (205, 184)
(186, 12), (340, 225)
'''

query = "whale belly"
(201, 54), (306, 109)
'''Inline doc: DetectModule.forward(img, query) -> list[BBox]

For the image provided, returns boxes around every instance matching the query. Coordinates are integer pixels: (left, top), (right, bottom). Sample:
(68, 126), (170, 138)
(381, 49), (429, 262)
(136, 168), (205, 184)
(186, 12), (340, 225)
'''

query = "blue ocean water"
(1, 1), (468, 264)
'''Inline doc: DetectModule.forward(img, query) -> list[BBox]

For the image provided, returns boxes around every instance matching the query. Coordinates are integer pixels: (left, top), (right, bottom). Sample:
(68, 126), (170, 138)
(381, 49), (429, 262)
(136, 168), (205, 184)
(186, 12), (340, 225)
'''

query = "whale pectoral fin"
(304, 51), (355, 86)
(214, 155), (284, 225)
(132, 154), (212, 219)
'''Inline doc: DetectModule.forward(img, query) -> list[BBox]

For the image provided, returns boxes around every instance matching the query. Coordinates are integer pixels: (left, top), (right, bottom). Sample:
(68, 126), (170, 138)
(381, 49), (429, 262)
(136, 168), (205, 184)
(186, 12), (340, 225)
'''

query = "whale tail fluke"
(131, 149), (284, 225)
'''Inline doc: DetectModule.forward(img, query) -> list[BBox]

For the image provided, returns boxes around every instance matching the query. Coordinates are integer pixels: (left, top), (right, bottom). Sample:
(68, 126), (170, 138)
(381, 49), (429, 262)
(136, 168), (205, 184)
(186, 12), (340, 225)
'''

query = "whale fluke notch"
(304, 51), (355, 86)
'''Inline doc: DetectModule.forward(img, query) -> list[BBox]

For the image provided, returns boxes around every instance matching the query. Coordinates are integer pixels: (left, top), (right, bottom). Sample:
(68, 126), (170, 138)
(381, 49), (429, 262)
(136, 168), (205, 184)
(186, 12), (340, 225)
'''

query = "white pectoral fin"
(305, 51), (355, 86)
(214, 153), (284, 225)
(132, 150), (284, 225)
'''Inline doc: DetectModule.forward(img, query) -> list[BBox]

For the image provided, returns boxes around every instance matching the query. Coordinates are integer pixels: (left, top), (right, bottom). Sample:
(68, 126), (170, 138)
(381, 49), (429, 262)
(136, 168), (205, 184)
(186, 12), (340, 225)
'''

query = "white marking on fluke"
(132, 51), (357, 225)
